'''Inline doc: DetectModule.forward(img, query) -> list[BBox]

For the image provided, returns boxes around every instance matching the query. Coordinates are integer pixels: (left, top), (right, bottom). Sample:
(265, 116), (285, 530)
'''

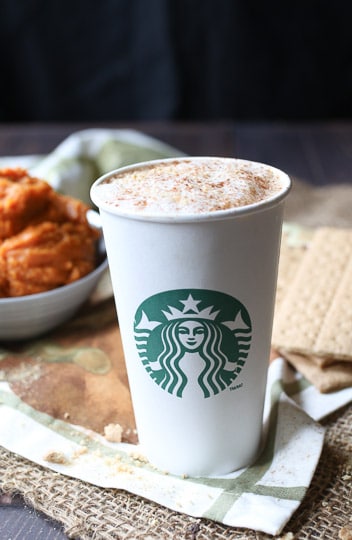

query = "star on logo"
(135, 310), (162, 331)
(180, 294), (202, 313)
(162, 294), (219, 320)
(222, 310), (250, 331)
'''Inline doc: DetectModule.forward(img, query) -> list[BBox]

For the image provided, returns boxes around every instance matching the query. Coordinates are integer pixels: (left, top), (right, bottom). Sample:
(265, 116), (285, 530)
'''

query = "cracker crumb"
(43, 450), (69, 465)
(73, 445), (88, 458)
(339, 525), (352, 540)
(116, 463), (134, 474)
(104, 423), (123, 443)
(105, 455), (122, 467)
(130, 451), (149, 464)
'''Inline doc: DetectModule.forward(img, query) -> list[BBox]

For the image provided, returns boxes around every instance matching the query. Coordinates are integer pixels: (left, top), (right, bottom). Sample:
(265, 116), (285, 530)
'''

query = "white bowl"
(0, 256), (108, 341)
(0, 211), (108, 341)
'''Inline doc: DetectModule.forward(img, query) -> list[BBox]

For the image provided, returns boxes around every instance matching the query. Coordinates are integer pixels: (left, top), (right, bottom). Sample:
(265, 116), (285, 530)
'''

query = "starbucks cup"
(91, 157), (291, 477)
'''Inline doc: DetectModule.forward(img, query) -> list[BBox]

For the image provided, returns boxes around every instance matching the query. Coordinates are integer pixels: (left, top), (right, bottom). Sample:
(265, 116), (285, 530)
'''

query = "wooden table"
(0, 121), (351, 539)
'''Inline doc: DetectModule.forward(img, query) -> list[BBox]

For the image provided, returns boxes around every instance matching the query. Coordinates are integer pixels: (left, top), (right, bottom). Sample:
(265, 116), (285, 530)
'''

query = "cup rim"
(90, 156), (292, 223)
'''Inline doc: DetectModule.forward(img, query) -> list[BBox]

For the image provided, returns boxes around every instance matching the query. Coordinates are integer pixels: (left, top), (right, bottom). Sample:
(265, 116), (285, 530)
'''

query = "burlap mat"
(1, 404), (351, 539)
(1, 178), (352, 539)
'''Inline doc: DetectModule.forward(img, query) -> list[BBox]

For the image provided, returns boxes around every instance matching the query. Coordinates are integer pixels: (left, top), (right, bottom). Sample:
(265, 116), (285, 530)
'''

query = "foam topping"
(96, 158), (284, 216)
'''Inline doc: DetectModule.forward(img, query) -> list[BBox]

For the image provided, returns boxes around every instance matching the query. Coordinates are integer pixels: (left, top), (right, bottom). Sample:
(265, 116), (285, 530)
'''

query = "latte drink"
(91, 157), (291, 476)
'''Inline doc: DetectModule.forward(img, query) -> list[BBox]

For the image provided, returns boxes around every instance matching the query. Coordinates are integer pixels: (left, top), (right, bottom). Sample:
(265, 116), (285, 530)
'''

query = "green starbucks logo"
(134, 289), (252, 398)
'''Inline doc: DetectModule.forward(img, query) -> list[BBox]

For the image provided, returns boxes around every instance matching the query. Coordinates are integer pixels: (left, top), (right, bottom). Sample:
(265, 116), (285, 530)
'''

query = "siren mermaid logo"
(134, 289), (252, 399)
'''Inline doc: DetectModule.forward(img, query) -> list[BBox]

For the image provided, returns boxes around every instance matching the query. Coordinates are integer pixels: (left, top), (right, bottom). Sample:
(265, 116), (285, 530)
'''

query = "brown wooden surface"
(1, 121), (352, 185)
(0, 121), (351, 540)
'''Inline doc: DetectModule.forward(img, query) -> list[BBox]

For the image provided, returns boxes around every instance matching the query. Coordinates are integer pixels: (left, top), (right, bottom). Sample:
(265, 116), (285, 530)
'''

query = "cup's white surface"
(91, 157), (291, 476)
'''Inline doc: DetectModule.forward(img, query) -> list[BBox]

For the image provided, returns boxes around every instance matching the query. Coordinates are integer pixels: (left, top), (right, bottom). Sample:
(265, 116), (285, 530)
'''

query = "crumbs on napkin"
(43, 450), (70, 465)
(103, 423), (123, 443)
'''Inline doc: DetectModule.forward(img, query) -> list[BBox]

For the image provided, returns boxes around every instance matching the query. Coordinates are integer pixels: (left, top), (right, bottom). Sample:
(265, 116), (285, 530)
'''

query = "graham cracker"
(275, 224), (311, 311)
(309, 355), (338, 368)
(283, 352), (352, 393)
(273, 227), (352, 362)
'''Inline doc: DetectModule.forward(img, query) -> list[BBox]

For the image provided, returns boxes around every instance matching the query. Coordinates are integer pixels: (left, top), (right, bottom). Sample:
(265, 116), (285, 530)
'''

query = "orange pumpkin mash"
(0, 168), (100, 297)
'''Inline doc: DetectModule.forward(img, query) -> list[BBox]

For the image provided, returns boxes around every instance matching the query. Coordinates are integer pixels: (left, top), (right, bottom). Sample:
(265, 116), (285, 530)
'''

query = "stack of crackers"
(272, 224), (352, 393)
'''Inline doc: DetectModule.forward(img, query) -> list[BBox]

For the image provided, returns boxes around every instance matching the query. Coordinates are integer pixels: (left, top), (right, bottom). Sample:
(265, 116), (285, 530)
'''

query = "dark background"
(1, 0), (351, 122)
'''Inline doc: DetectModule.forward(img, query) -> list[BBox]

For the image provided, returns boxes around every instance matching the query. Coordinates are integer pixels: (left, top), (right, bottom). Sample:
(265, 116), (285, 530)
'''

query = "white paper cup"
(91, 157), (291, 477)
